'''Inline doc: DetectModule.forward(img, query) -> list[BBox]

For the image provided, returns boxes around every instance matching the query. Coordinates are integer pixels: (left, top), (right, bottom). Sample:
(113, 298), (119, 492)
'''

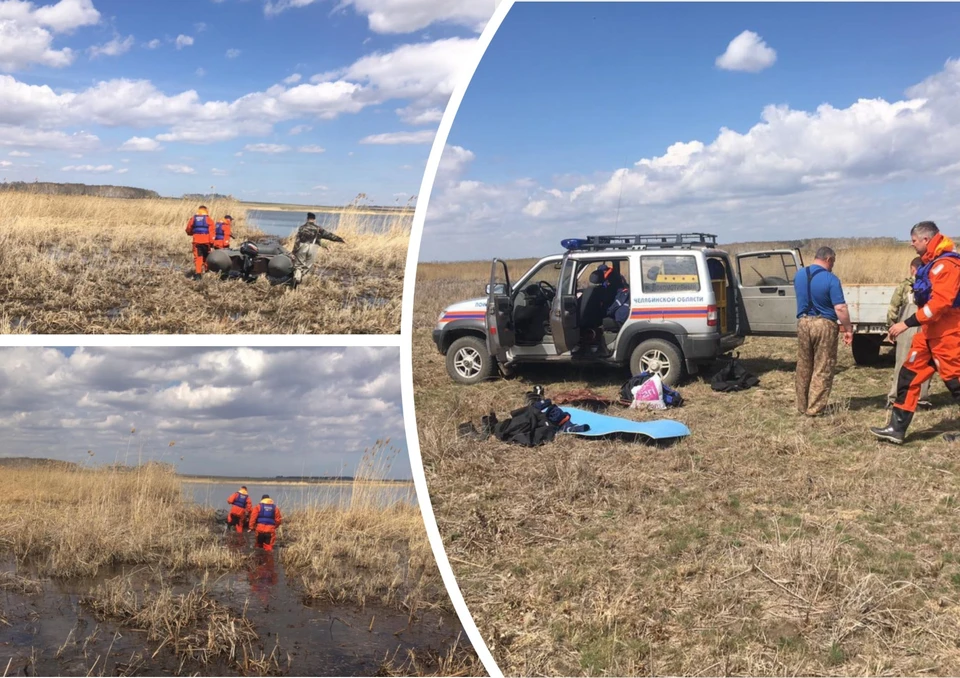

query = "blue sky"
(0, 0), (496, 204)
(0, 347), (410, 479)
(421, 1), (960, 261)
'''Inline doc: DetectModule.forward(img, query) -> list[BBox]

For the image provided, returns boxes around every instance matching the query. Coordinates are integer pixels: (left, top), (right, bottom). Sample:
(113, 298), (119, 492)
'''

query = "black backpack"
(710, 353), (760, 392)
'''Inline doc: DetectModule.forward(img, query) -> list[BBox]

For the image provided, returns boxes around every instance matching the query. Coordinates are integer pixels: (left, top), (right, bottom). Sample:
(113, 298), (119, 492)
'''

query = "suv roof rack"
(562, 233), (718, 251)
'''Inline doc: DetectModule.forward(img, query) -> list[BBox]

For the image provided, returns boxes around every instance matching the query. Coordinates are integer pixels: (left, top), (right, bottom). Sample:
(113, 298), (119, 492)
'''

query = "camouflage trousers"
(796, 316), (839, 416)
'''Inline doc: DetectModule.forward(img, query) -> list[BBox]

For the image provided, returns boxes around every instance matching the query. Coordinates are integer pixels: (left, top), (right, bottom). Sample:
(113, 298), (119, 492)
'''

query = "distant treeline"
(720, 236), (908, 253)
(0, 181), (160, 199)
(183, 193), (234, 201)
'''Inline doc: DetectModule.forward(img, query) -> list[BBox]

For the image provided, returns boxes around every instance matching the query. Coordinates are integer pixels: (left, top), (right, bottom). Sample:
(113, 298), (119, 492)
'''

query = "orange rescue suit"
(213, 217), (232, 249)
(248, 499), (283, 551)
(895, 233), (960, 413)
(186, 210), (214, 274)
(226, 490), (251, 533)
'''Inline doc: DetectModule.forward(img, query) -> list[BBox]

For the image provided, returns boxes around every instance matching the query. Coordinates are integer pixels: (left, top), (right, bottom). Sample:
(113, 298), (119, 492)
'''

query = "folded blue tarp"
(559, 406), (690, 441)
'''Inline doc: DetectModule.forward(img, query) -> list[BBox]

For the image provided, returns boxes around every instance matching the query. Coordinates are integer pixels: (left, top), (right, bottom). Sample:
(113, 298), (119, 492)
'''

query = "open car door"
(486, 258), (515, 362)
(736, 249), (804, 336)
(549, 252), (580, 354)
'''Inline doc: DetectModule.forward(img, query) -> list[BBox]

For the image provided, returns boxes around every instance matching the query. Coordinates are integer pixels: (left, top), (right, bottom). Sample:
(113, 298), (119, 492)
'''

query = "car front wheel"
(629, 338), (683, 387)
(446, 336), (494, 385)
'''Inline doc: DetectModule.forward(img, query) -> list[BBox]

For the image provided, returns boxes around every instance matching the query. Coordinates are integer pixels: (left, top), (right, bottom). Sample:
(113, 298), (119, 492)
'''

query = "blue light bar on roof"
(561, 238), (586, 250)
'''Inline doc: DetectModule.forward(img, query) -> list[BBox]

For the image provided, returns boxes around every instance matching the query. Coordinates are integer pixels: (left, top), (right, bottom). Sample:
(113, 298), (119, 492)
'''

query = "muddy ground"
(0, 517), (468, 677)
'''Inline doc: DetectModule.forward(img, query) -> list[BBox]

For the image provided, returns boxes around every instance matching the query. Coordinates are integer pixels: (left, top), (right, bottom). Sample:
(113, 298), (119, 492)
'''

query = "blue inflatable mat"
(559, 406), (690, 441)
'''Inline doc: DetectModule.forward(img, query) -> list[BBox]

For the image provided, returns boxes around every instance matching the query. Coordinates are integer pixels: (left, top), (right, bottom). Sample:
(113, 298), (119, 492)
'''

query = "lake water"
(245, 209), (409, 237)
(183, 481), (417, 510)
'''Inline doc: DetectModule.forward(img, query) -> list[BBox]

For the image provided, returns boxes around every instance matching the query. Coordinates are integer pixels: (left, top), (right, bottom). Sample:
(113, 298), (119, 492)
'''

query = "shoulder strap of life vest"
(802, 266), (827, 316)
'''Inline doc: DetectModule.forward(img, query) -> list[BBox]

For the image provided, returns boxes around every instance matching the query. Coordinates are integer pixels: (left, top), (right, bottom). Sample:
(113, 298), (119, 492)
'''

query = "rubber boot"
(869, 407), (914, 445)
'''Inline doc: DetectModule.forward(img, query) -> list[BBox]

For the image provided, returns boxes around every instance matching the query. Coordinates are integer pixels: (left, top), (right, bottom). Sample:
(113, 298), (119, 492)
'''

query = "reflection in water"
(248, 550), (278, 606)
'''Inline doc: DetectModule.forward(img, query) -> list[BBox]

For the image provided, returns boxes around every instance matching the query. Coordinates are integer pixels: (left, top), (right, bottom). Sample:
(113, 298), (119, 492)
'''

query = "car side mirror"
(486, 283), (508, 295)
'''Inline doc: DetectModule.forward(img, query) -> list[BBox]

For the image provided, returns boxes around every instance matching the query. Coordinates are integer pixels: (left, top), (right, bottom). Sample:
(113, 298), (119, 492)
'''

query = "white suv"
(432, 233), (805, 386)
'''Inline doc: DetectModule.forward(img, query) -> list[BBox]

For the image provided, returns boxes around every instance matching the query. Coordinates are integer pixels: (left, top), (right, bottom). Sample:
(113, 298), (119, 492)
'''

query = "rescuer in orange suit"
(226, 486), (252, 533)
(248, 494), (283, 551)
(185, 205), (215, 279)
(212, 214), (233, 249)
(871, 221), (960, 444)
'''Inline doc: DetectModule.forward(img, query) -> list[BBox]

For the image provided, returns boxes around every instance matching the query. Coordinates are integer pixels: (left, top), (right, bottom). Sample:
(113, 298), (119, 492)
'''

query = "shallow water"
(184, 481), (417, 510)
(0, 534), (461, 676)
(245, 210), (404, 237)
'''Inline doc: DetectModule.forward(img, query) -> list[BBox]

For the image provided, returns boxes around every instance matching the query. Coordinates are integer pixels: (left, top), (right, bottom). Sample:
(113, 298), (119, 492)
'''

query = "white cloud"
(263, 0), (318, 17)
(297, 144), (325, 153)
(225, 48), (240, 58)
(0, 36), (478, 144)
(194, 22), (207, 33)
(0, 347), (407, 478)
(0, 127), (97, 151)
(244, 143), (290, 153)
(312, 184), (328, 190)
(115, 167), (128, 174)
(211, 168), (228, 175)
(288, 124), (312, 135)
(31, 0), (101, 33)
(423, 59), (960, 259)
(396, 105), (443, 125)
(175, 34), (194, 49)
(0, 0), (101, 71)
(144, 38), (161, 49)
(195, 67), (205, 77)
(283, 73), (302, 85)
(88, 34), (134, 58)
(0, 160), (11, 167)
(268, 0), (492, 33)
(118, 136), (161, 152)
(715, 30), (777, 73)
(164, 164), (196, 174)
(359, 129), (435, 145)
(8, 151), (29, 157)
(349, 0), (492, 34)
(62, 164), (113, 172)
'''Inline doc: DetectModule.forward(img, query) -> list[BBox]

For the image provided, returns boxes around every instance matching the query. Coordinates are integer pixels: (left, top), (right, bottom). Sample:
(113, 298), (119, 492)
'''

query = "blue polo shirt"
(794, 265), (845, 321)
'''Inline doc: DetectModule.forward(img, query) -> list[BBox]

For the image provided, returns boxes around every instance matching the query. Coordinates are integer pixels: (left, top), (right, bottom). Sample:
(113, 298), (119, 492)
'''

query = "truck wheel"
(852, 334), (883, 366)
(630, 339), (683, 387)
(446, 336), (494, 385)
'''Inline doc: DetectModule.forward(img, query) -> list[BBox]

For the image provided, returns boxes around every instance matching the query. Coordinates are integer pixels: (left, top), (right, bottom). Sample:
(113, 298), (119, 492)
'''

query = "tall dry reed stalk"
(279, 440), (440, 614)
(0, 452), (242, 577)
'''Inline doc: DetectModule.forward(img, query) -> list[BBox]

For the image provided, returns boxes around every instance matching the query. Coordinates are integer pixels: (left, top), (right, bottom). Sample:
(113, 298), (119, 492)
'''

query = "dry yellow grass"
(280, 441), (450, 616)
(0, 462), (244, 578)
(412, 240), (960, 676)
(0, 192), (408, 334)
(416, 238), (930, 286)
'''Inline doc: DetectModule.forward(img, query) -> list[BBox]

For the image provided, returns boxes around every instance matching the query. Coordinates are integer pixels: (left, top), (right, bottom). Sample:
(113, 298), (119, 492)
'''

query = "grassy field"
(413, 240), (960, 676)
(0, 453), (482, 676)
(0, 192), (409, 334)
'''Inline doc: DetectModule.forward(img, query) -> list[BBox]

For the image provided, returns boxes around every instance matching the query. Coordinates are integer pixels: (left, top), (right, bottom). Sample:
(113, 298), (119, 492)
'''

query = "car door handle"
(759, 287), (778, 294)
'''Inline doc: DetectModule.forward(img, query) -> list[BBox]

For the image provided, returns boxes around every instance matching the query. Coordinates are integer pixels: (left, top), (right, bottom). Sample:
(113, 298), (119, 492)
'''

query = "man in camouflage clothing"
(291, 212), (346, 279)
(885, 257), (930, 408)
(794, 247), (854, 416)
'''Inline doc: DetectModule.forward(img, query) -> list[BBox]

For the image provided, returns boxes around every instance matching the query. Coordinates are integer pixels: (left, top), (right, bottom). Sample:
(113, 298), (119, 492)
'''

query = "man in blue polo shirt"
(794, 246), (854, 416)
